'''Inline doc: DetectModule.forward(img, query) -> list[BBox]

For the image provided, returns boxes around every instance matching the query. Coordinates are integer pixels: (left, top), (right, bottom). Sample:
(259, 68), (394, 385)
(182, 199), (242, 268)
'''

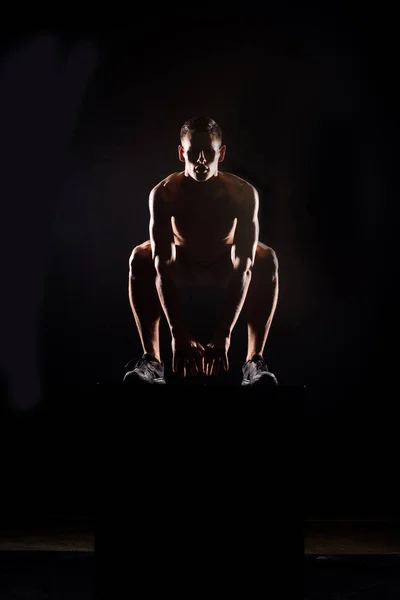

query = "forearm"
(155, 269), (187, 335)
(214, 269), (252, 337)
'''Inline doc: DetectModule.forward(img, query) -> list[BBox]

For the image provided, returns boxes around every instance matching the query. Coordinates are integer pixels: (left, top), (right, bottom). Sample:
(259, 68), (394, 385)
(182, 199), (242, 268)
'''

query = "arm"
(203, 183), (258, 376)
(150, 184), (205, 375)
(214, 183), (259, 338)
(149, 185), (186, 336)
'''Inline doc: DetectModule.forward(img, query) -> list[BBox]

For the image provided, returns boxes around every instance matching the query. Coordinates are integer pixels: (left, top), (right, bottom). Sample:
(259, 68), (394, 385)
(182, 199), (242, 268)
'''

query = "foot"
(241, 354), (278, 386)
(123, 353), (166, 385)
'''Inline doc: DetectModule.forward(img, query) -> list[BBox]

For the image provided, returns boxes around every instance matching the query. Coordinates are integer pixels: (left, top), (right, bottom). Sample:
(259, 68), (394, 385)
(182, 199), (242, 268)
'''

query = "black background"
(2, 12), (398, 402)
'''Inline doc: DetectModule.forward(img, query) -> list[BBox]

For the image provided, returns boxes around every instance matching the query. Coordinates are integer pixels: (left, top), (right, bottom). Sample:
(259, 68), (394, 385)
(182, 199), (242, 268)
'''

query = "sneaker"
(123, 353), (166, 385)
(241, 354), (278, 386)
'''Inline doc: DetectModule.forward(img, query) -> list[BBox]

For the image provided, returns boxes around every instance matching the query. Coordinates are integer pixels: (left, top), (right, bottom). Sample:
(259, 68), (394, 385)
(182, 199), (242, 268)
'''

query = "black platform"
(1, 382), (398, 522)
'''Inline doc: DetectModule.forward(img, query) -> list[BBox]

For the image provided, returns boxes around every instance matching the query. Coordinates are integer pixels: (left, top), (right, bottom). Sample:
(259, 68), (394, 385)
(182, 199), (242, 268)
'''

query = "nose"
(196, 151), (207, 164)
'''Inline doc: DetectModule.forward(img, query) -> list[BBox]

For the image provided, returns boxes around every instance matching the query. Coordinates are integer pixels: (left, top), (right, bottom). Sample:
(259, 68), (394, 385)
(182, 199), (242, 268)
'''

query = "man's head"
(178, 116), (226, 182)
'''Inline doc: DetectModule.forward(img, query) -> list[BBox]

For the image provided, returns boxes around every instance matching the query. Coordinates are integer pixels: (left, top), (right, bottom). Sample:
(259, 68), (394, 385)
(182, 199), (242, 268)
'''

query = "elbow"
(232, 255), (253, 277)
(234, 266), (253, 283)
(243, 265), (253, 280)
(154, 255), (174, 278)
(154, 255), (165, 275)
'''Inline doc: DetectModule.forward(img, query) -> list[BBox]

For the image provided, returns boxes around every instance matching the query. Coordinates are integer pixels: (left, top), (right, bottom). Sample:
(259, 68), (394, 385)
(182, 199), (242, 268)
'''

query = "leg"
(129, 241), (163, 361)
(242, 242), (279, 362)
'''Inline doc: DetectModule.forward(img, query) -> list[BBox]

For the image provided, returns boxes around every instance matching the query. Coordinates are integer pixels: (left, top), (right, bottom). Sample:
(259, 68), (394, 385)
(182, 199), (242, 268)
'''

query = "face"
(178, 132), (226, 182)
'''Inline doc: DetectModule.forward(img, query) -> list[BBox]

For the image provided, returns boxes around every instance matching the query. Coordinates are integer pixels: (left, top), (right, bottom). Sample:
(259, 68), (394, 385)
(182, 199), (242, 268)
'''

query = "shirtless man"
(124, 116), (279, 386)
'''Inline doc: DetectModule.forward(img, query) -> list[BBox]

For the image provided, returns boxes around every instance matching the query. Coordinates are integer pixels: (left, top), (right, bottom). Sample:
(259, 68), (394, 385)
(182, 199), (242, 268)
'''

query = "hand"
(204, 333), (231, 376)
(172, 332), (205, 378)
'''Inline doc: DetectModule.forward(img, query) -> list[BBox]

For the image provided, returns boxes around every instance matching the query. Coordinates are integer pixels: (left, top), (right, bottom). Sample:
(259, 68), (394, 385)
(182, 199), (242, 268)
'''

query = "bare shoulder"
(220, 172), (258, 213)
(220, 171), (257, 196)
(150, 172), (184, 198)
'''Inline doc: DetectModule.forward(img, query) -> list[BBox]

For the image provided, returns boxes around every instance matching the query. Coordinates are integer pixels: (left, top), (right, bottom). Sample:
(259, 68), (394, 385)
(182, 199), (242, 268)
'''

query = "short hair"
(180, 116), (223, 143)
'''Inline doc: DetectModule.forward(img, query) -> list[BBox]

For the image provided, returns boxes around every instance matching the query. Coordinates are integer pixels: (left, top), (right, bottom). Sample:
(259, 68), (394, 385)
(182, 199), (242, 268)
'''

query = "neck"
(183, 171), (221, 186)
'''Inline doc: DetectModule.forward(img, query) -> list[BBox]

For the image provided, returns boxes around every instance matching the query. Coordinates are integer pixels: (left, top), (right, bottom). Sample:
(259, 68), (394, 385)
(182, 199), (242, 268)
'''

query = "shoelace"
(254, 358), (266, 370)
(125, 356), (161, 372)
(244, 355), (265, 368)
(125, 357), (147, 370)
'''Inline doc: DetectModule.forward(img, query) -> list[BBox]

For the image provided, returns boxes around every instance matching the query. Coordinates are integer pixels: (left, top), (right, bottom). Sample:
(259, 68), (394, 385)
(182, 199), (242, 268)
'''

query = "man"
(124, 116), (279, 386)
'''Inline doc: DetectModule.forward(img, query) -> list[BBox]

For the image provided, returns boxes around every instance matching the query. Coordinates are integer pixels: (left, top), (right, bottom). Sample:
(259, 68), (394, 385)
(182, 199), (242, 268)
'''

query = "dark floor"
(1, 550), (399, 599)
(0, 551), (95, 599)
(304, 555), (400, 599)
(305, 522), (400, 598)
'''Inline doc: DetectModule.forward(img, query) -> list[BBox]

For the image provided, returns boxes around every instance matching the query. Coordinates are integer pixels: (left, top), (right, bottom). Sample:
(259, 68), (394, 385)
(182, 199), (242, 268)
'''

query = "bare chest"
(171, 192), (237, 247)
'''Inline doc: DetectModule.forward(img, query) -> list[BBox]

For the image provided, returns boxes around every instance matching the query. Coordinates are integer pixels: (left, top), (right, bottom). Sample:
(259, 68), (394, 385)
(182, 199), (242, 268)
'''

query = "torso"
(158, 171), (248, 265)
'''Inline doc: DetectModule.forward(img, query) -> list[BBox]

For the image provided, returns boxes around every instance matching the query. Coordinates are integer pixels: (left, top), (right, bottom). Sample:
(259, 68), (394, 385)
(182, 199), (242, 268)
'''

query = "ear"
(178, 145), (185, 162)
(218, 144), (226, 162)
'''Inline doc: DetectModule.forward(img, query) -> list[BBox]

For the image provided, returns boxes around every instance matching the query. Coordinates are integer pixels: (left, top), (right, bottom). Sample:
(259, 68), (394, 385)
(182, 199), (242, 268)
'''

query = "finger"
(195, 350), (205, 370)
(195, 355), (203, 374)
(209, 359), (215, 377)
(204, 346), (213, 376)
(204, 356), (210, 376)
(223, 355), (229, 371)
(196, 342), (206, 356)
(206, 356), (213, 377)
(172, 354), (177, 373)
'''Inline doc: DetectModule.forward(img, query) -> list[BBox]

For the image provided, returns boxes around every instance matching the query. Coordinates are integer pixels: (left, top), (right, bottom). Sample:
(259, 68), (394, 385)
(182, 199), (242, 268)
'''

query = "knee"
(255, 243), (278, 277)
(129, 241), (153, 275)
